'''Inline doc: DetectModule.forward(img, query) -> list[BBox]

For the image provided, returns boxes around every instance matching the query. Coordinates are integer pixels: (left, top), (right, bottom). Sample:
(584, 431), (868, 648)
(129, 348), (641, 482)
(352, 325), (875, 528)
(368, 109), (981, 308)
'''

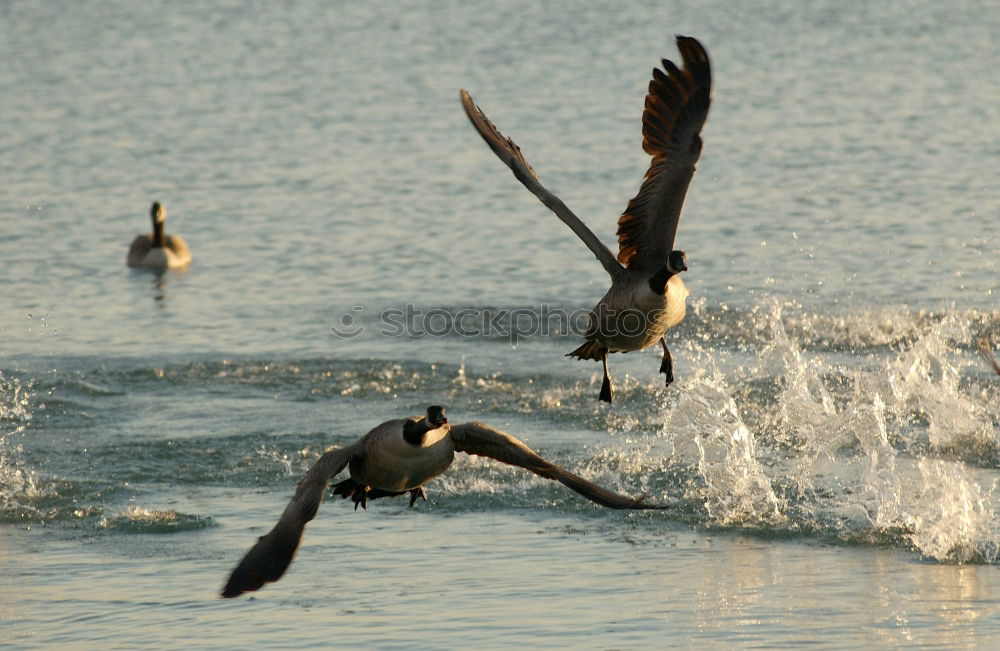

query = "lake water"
(2, 0), (999, 647)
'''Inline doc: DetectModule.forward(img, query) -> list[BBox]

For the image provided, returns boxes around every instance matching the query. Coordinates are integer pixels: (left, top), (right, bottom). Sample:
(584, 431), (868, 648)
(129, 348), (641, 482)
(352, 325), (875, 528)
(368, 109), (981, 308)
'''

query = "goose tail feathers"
(567, 340), (606, 361)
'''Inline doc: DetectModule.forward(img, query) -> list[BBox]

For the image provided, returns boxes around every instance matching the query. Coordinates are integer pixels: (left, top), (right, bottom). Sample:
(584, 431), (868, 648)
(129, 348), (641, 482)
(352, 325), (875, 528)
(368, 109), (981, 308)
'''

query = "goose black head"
(668, 250), (688, 273)
(426, 405), (447, 427)
(404, 406), (448, 445)
(150, 202), (166, 247)
(648, 251), (689, 295)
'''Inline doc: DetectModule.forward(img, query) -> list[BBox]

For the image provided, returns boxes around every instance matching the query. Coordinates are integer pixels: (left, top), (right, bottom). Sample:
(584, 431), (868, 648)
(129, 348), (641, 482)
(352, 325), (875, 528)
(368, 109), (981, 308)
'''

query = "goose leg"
(354, 486), (370, 510)
(659, 337), (674, 386)
(332, 479), (371, 510)
(600, 352), (614, 403)
(408, 487), (427, 507)
(334, 479), (414, 509)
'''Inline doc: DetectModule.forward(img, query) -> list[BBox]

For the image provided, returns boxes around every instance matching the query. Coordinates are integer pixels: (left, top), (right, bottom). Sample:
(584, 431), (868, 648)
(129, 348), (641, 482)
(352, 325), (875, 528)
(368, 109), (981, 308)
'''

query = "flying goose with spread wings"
(127, 201), (192, 270)
(222, 406), (663, 597)
(461, 36), (711, 402)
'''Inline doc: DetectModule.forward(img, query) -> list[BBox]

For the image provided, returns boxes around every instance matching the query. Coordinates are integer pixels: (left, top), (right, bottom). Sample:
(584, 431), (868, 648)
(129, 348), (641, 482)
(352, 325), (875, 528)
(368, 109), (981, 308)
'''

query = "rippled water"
(3, 0), (1000, 647)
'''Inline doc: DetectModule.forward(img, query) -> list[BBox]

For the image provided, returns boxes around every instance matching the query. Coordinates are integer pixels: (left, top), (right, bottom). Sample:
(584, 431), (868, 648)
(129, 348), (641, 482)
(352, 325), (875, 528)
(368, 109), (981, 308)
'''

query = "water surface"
(2, 0), (999, 647)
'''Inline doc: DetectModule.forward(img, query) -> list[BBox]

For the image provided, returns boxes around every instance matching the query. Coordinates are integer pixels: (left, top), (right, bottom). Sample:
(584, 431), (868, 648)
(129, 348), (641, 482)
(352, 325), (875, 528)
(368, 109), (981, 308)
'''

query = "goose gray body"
(345, 416), (454, 492)
(461, 36), (711, 402)
(127, 201), (191, 270)
(587, 273), (690, 354)
(222, 406), (663, 598)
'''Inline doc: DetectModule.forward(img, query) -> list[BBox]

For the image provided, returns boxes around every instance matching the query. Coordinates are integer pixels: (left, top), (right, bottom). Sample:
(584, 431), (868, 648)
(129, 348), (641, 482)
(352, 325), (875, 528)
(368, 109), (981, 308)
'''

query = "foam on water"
(880, 314), (996, 455)
(909, 459), (999, 564)
(4, 302), (999, 561)
(98, 506), (215, 533)
(0, 371), (42, 520)
(570, 300), (1000, 562)
(666, 370), (784, 525)
(253, 444), (296, 477)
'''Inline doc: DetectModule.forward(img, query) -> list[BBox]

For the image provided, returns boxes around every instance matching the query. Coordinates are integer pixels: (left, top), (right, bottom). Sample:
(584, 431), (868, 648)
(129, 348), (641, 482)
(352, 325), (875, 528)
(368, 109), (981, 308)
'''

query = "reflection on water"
(153, 273), (166, 302)
(686, 540), (999, 646)
(127, 264), (190, 304)
(4, 512), (999, 647)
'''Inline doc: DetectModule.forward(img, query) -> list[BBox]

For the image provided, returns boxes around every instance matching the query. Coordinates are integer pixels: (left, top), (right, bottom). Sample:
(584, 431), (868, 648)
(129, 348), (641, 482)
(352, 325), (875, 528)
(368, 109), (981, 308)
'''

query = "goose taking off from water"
(126, 202), (191, 270)
(222, 406), (663, 598)
(461, 36), (711, 402)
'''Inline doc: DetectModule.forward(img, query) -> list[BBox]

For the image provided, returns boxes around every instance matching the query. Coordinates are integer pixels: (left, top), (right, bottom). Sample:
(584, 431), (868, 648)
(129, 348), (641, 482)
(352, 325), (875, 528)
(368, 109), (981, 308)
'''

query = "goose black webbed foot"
(332, 478), (371, 510)
(348, 486), (370, 510)
(408, 487), (427, 507)
(659, 338), (674, 387)
(659, 360), (674, 386)
(599, 351), (615, 403)
(599, 373), (614, 403)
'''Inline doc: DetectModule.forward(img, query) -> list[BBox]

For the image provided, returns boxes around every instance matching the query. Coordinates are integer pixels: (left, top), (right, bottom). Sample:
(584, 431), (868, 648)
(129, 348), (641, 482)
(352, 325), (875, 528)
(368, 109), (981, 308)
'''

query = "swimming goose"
(222, 406), (663, 597)
(461, 36), (711, 402)
(126, 201), (192, 270)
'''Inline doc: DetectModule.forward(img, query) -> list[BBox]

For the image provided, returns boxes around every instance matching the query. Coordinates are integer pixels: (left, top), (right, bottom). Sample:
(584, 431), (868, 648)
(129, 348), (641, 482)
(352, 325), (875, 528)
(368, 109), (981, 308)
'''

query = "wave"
(3, 300), (999, 561)
(98, 506), (215, 534)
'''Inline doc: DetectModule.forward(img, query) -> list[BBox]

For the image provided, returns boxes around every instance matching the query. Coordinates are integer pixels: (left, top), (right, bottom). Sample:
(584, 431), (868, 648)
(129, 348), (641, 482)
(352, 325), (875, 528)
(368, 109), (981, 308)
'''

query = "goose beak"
(427, 405), (448, 427)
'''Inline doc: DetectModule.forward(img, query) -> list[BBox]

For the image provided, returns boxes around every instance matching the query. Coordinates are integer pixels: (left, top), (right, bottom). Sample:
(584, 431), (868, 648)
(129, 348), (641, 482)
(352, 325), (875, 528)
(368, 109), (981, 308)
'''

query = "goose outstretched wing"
(616, 35), (712, 271)
(449, 421), (665, 510)
(460, 89), (623, 278)
(221, 443), (359, 598)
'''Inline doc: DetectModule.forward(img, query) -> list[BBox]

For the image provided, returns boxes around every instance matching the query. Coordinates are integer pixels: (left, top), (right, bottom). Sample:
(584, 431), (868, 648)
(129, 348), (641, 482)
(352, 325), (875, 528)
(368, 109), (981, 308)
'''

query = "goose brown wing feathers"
(221, 443), (359, 598)
(460, 89), (623, 278)
(449, 422), (665, 510)
(616, 36), (712, 271)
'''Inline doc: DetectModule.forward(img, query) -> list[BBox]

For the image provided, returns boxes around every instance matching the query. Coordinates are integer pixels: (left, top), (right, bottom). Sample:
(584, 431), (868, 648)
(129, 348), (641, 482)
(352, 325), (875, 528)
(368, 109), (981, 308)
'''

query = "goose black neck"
(152, 216), (165, 248)
(648, 266), (674, 295)
(403, 419), (432, 446)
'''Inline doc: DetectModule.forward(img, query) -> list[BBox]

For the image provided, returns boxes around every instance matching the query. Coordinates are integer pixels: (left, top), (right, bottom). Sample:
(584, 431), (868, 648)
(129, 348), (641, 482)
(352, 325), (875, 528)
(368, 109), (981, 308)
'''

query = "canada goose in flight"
(222, 406), (663, 597)
(461, 36), (711, 402)
(979, 336), (1000, 376)
(126, 202), (192, 270)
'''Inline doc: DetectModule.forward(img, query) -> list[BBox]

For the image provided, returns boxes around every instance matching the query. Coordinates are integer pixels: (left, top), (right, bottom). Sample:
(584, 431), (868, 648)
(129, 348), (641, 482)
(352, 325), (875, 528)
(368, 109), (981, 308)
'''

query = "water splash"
(255, 445), (296, 475)
(747, 303), (906, 530)
(98, 505), (215, 533)
(647, 299), (1000, 559)
(0, 371), (41, 517)
(879, 314), (995, 454)
(847, 382), (904, 530)
(666, 368), (783, 526)
(755, 299), (836, 444)
(909, 459), (999, 564)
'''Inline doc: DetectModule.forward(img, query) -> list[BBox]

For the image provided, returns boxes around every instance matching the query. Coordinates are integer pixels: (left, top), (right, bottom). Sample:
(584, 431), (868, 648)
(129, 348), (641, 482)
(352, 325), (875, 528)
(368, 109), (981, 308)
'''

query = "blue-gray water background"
(2, 0), (999, 647)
